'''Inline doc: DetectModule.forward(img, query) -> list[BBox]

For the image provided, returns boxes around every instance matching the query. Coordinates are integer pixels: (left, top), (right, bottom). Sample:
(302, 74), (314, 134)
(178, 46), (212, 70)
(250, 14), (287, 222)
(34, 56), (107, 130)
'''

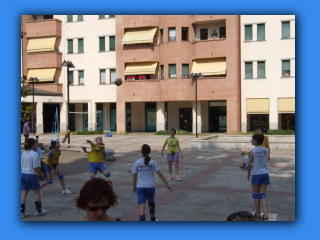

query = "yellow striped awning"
(27, 68), (56, 82)
(122, 27), (157, 45)
(247, 99), (269, 113)
(278, 98), (295, 113)
(124, 62), (158, 75)
(27, 37), (57, 53)
(191, 58), (226, 76)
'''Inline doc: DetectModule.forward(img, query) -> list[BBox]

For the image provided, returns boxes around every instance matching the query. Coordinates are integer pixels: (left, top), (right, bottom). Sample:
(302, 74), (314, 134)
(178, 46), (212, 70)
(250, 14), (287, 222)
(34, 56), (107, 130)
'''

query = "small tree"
(21, 75), (35, 122)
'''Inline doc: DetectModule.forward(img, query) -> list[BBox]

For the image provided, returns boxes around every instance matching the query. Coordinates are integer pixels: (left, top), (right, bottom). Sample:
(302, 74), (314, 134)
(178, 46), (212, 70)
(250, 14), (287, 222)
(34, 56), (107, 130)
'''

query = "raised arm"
(86, 140), (95, 147)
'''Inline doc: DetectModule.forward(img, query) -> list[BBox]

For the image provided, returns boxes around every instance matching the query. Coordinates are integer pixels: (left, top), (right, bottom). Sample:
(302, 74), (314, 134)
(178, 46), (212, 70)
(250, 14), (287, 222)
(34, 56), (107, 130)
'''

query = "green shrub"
(154, 129), (192, 135)
(74, 130), (105, 135)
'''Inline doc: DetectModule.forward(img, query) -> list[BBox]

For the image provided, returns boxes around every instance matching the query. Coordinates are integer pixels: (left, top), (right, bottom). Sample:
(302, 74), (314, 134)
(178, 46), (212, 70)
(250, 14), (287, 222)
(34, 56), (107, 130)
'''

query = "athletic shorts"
(167, 152), (180, 163)
(90, 162), (107, 174)
(251, 173), (270, 186)
(44, 163), (56, 173)
(136, 187), (155, 205)
(21, 173), (40, 190)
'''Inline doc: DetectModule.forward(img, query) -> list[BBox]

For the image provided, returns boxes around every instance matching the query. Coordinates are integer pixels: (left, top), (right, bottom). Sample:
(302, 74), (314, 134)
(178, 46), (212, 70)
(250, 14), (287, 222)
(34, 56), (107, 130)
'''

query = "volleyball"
(115, 78), (122, 86)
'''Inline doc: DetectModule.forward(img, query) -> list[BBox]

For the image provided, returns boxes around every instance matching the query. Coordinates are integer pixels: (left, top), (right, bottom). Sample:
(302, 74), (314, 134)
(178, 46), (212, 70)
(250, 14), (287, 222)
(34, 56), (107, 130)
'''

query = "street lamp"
(61, 60), (75, 145)
(189, 72), (203, 138)
(28, 77), (39, 136)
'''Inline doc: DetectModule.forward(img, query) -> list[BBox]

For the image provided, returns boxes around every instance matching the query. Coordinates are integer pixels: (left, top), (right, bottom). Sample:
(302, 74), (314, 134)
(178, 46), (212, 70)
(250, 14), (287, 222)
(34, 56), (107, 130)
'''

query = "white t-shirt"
(132, 158), (160, 188)
(251, 146), (269, 175)
(21, 150), (41, 175)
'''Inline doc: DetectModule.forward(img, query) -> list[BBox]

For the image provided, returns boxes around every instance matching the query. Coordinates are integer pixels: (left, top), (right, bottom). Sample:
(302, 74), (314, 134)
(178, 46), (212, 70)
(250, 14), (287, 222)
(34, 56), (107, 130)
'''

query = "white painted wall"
(21, 15), (117, 134)
(240, 15), (295, 132)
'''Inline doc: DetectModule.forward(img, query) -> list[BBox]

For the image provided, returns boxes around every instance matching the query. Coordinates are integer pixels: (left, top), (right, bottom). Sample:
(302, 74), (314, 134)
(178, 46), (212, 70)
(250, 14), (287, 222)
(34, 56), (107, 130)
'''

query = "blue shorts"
(251, 173), (270, 186)
(21, 173), (40, 190)
(44, 163), (56, 173)
(167, 152), (180, 163)
(137, 187), (155, 205)
(90, 162), (107, 174)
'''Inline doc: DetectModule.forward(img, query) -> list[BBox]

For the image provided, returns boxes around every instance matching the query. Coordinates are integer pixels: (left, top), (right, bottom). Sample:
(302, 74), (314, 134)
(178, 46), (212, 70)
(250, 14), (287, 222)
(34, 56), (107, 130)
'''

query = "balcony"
(25, 82), (63, 95)
(26, 19), (62, 38)
(191, 40), (227, 59)
(26, 52), (62, 69)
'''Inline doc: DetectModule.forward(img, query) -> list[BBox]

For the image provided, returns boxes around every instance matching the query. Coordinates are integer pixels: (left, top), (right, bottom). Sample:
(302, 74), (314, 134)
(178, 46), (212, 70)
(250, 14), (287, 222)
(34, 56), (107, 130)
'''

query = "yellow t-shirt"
(166, 137), (179, 153)
(45, 150), (61, 165)
(261, 135), (268, 148)
(88, 143), (105, 163)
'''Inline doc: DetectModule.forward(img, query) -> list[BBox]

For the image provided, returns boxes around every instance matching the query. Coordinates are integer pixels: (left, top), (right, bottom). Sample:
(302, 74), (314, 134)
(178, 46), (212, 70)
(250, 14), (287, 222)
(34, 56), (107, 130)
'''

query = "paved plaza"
(21, 134), (295, 221)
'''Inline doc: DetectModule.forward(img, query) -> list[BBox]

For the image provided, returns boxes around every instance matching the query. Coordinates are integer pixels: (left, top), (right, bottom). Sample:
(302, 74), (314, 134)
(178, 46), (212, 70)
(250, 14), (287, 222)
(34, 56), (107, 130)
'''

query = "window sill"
(98, 18), (106, 20)
(167, 40), (177, 43)
(281, 76), (294, 78)
(181, 40), (190, 42)
(244, 78), (266, 80)
(281, 37), (295, 40)
(67, 52), (85, 55)
(69, 84), (85, 86)
(126, 79), (161, 82)
(167, 77), (177, 79)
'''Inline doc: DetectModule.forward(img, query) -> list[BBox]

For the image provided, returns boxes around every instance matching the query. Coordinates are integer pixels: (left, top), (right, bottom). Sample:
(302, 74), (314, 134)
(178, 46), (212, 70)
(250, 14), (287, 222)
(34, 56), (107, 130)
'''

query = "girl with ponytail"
(132, 144), (172, 221)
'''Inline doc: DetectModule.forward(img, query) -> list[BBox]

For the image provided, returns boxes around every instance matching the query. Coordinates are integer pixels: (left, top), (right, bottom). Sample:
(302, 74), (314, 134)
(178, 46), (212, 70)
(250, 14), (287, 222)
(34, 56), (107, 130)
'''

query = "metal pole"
(33, 80), (35, 136)
(67, 65), (70, 144)
(196, 75), (198, 138)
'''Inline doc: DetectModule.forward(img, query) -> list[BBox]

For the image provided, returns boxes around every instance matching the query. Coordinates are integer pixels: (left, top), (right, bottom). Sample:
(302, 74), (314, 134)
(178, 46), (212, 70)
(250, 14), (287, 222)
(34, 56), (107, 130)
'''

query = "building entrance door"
(209, 105), (227, 132)
(179, 108), (192, 132)
(43, 104), (60, 133)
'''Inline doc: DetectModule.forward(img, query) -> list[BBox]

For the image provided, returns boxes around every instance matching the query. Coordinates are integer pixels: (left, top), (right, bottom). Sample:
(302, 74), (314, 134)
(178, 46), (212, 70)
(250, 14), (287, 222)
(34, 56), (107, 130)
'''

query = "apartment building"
(240, 15), (295, 132)
(115, 15), (241, 133)
(21, 15), (117, 134)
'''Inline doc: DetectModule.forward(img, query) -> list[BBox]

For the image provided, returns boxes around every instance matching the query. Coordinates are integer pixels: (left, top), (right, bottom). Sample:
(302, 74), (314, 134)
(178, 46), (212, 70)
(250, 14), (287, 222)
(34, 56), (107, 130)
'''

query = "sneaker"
(41, 190), (44, 195)
(176, 176), (181, 181)
(34, 209), (46, 216)
(62, 189), (72, 194)
(21, 212), (28, 219)
(168, 175), (172, 181)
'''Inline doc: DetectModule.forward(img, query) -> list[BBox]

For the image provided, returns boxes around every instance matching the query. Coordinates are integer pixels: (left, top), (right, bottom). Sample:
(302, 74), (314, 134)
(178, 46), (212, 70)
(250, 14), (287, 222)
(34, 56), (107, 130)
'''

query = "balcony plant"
(211, 29), (218, 39)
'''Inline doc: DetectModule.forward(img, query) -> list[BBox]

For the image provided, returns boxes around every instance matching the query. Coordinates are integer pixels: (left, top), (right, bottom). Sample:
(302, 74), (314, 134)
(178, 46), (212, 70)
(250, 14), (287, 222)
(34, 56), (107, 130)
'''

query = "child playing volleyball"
(40, 141), (72, 194)
(87, 137), (110, 179)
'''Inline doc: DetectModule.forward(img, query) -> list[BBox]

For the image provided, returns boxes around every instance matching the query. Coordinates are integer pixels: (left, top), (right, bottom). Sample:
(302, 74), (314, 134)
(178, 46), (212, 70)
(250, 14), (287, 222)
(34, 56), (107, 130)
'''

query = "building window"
(257, 61), (265, 78)
(282, 21), (290, 39)
(44, 15), (53, 20)
(182, 64), (189, 77)
(200, 29), (208, 40)
(99, 37), (105, 51)
(248, 114), (269, 131)
(109, 36), (115, 50)
(245, 25), (252, 41)
(168, 28), (176, 41)
(68, 39), (73, 53)
(78, 39), (84, 53)
(245, 62), (253, 79)
(257, 24), (265, 41)
(100, 69), (106, 84)
(67, 15), (73, 22)
(99, 15), (105, 19)
(182, 27), (189, 41)
(169, 64), (176, 78)
(219, 27), (226, 38)
(161, 65), (164, 79)
(78, 71), (84, 85)
(77, 15), (83, 21)
(68, 71), (74, 84)
(282, 60), (290, 77)
(160, 29), (163, 43)
(109, 15), (115, 18)
(110, 69), (116, 83)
